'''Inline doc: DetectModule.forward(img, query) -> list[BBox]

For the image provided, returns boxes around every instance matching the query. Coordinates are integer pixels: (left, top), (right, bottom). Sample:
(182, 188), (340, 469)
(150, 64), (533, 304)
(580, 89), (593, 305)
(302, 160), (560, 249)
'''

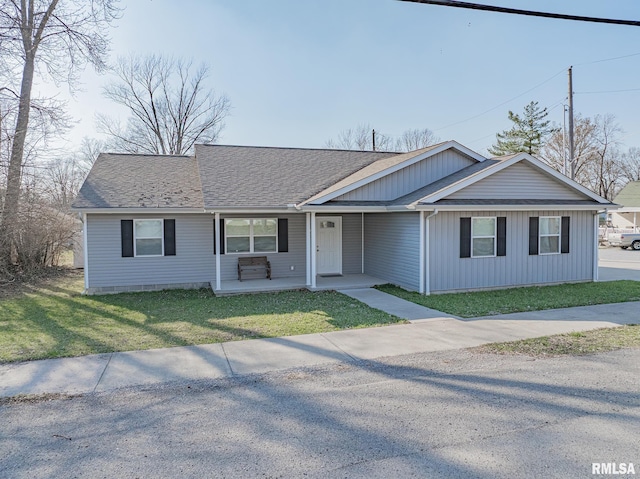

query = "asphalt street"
(2, 348), (639, 478)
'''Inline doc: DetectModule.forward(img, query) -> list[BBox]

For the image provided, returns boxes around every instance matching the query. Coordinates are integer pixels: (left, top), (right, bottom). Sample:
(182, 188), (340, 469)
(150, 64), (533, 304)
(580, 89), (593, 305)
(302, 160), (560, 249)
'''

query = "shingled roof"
(613, 181), (640, 208)
(73, 153), (204, 209)
(194, 145), (396, 208)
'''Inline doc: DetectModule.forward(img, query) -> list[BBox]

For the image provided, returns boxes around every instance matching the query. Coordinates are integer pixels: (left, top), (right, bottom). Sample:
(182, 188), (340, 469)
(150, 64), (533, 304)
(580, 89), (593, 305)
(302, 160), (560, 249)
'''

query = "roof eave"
(415, 203), (618, 212)
(70, 207), (206, 214)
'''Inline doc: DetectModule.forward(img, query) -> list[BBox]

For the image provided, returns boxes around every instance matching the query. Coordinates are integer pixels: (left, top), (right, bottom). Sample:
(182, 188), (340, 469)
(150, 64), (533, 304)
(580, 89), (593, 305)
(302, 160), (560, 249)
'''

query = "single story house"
(71, 140), (616, 295)
(610, 181), (640, 231)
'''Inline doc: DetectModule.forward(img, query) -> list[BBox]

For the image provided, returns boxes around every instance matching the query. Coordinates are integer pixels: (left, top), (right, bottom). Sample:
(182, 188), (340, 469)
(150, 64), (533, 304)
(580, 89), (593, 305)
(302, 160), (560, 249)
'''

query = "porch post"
(215, 212), (221, 291)
(593, 213), (599, 282)
(419, 211), (425, 294)
(310, 212), (317, 289)
(361, 212), (365, 274)
(82, 213), (89, 292)
(305, 213), (311, 286)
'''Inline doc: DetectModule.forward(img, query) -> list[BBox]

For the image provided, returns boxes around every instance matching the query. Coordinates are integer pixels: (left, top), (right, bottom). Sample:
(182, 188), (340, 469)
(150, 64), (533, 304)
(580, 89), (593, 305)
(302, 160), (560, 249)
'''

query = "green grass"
(376, 281), (640, 318)
(0, 272), (404, 364)
(477, 325), (640, 357)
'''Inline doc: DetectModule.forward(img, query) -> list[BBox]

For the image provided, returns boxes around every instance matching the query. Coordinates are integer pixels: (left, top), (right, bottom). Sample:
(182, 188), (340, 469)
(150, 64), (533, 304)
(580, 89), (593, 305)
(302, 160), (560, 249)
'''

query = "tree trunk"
(0, 54), (35, 266)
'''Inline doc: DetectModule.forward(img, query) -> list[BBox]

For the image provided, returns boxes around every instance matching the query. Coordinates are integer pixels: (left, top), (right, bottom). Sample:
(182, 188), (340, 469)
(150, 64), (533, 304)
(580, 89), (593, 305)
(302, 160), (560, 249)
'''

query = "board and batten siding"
(447, 162), (587, 200)
(218, 213), (307, 280)
(86, 214), (214, 290)
(428, 210), (596, 292)
(334, 150), (476, 202)
(364, 213), (420, 291)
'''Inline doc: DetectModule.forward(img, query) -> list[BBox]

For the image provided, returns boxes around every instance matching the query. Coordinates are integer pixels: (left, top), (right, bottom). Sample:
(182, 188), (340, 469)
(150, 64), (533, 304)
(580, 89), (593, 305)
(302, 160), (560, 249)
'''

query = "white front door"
(316, 216), (342, 275)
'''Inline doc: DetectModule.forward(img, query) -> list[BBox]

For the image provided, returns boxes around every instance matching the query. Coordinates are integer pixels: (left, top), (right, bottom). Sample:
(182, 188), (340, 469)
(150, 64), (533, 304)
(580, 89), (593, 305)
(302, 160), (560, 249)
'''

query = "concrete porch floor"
(214, 274), (387, 295)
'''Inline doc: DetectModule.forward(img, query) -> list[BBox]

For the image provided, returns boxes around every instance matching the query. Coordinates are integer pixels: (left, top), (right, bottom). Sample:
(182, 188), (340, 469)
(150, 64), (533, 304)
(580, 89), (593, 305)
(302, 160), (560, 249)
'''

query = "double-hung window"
(460, 216), (506, 258)
(539, 216), (561, 255)
(225, 218), (277, 254)
(529, 216), (569, 255)
(134, 219), (163, 256)
(471, 217), (496, 257)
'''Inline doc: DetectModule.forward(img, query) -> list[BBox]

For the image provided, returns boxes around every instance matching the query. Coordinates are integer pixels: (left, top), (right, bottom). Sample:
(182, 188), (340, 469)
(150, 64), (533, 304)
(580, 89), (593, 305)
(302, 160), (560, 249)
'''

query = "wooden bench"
(237, 256), (272, 281)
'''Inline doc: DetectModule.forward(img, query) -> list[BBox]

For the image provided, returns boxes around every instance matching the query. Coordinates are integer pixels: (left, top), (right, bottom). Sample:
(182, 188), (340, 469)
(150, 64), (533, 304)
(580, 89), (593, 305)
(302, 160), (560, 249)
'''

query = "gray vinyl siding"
(86, 214), (214, 289)
(447, 163), (587, 200)
(219, 214), (306, 280)
(429, 210), (596, 292)
(335, 150), (476, 201)
(364, 213), (420, 291)
(341, 213), (363, 274)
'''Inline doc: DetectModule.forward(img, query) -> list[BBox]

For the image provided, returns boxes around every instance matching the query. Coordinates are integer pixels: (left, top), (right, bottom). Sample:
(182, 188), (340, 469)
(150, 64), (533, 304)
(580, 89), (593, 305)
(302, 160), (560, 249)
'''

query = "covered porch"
(214, 273), (386, 296)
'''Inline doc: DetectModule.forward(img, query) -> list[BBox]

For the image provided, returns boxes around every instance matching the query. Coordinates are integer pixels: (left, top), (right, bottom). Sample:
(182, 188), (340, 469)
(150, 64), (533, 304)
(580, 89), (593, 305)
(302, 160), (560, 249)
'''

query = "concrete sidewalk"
(1, 292), (638, 398)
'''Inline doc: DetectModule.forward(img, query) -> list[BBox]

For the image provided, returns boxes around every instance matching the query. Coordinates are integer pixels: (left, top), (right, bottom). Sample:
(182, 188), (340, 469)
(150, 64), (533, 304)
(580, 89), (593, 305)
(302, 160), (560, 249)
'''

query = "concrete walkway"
(1, 291), (638, 398)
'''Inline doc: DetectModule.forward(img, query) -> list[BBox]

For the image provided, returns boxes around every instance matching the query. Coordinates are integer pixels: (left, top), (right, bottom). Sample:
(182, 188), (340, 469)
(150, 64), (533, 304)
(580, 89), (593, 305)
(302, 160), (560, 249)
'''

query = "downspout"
(424, 209), (439, 295)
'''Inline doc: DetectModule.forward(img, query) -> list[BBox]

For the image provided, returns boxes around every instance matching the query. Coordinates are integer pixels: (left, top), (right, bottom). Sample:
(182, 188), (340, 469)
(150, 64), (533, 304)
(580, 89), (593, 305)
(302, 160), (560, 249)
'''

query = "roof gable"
(304, 141), (485, 205)
(417, 153), (611, 206)
(444, 161), (588, 201)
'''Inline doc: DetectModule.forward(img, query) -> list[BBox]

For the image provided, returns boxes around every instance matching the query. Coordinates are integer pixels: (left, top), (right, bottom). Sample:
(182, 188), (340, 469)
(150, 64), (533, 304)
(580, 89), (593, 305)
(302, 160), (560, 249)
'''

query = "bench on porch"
(237, 256), (272, 281)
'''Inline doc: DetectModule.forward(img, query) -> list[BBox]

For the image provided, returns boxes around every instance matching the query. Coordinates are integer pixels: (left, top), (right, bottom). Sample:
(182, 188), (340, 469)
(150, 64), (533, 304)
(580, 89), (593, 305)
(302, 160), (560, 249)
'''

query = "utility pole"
(372, 129), (376, 151)
(568, 66), (575, 180)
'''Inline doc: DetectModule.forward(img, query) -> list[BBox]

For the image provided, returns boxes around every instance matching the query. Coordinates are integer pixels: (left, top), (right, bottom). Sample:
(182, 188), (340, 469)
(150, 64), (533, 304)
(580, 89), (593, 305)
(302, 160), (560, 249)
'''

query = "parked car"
(608, 232), (640, 250)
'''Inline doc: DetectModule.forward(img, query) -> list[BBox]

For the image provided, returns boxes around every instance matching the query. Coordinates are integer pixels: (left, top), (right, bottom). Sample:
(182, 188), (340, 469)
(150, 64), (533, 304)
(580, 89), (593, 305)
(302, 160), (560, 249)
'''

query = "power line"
(433, 69), (565, 131)
(575, 52), (640, 67)
(398, 0), (640, 26)
(577, 88), (640, 95)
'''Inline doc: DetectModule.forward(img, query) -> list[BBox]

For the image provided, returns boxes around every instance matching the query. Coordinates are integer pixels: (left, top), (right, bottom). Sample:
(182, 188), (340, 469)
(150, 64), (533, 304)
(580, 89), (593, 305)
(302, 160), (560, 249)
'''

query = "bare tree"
(394, 128), (440, 152)
(326, 124), (438, 152)
(620, 147), (640, 183)
(99, 55), (231, 155)
(542, 114), (624, 200)
(0, 0), (120, 268)
(42, 137), (103, 209)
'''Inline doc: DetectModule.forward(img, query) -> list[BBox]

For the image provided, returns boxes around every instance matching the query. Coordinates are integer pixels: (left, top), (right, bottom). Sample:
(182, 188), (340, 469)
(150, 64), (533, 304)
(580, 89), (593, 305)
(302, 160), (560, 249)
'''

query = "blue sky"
(48, 0), (640, 155)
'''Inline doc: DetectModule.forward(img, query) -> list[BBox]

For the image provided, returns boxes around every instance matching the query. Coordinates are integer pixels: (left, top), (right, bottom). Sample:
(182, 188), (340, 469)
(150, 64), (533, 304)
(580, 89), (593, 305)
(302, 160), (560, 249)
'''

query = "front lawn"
(477, 325), (640, 357)
(376, 281), (640, 318)
(0, 271), (403, 363)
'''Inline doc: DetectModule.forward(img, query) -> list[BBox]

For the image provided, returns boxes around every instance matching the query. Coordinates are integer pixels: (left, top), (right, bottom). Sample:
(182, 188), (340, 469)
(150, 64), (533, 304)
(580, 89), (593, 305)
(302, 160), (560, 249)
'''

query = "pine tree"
(489, 101), (555, 157)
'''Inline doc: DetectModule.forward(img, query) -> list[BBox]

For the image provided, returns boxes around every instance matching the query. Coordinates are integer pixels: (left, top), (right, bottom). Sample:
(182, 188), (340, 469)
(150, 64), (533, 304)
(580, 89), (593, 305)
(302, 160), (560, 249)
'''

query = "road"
(599, 245), (640, 281)
(2, 348), (639, 478)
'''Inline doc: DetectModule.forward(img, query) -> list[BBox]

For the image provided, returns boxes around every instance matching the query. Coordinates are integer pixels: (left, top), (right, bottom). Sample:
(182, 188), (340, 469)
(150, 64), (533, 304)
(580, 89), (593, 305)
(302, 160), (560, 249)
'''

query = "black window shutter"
(164, 219), (176, 256)
(219, 218), (225, 254)
(529, 217), (539, 255)
(212, 218), (225, 254)
(561, 216), (570, 253)
(497, 217), (507, 257)
(278, 218), (288, 253)
(121, 220), (134, 257)
(460, 217), (471, 258)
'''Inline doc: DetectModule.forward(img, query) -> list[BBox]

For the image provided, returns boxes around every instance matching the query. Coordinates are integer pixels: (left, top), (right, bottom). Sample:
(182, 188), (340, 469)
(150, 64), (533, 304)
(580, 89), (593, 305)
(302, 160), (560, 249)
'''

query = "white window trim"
(134, 219), (164, 257)
(471, 216), (497, 258)
(225, 218), (278, 255)
(539, 216), (561, 255)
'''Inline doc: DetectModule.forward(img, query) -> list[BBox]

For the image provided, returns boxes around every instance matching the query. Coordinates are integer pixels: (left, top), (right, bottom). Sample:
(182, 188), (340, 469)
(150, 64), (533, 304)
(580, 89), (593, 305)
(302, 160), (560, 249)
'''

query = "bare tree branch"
(100, 54), (231, 155)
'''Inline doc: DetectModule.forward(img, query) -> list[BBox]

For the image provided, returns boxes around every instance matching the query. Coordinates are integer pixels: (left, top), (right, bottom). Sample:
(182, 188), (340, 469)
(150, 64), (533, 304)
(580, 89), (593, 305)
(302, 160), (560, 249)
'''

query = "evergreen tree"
(489, 101), (555, 157)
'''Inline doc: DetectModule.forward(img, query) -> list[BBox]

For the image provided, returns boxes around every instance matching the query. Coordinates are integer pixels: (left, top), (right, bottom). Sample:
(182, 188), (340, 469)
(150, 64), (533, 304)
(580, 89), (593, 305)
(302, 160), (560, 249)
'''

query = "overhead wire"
(433, 69), (565, 132)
